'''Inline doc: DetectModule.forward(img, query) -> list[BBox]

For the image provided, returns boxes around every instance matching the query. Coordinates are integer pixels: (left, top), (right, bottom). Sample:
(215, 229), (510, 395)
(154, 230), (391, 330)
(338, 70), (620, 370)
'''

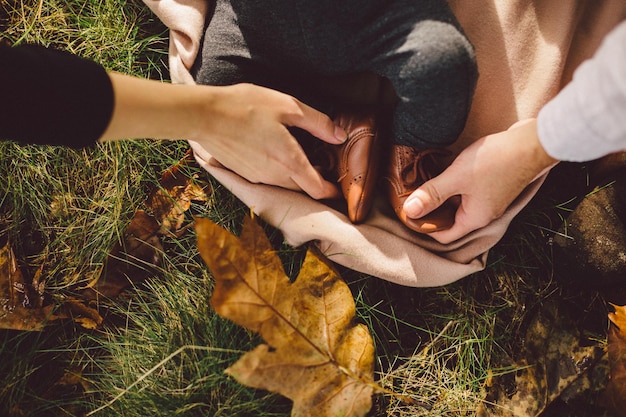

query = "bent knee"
(393, 22), (478, 146)
(400, 20), (477, 96)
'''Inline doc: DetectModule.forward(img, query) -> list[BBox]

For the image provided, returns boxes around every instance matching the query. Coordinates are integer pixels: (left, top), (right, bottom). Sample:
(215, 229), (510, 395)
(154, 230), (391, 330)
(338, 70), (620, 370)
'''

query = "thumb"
(288, 101), (347, 145)
(403, 170), (458, 219)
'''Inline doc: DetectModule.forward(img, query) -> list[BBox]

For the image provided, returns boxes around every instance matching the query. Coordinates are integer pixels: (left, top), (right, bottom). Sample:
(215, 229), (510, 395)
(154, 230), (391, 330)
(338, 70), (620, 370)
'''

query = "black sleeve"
(0, 43), (114, 148)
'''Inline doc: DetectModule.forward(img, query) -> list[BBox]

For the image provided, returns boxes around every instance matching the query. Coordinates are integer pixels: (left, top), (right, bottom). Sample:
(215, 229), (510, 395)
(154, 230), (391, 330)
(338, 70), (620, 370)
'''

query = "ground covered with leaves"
(1, 1), (626, 416)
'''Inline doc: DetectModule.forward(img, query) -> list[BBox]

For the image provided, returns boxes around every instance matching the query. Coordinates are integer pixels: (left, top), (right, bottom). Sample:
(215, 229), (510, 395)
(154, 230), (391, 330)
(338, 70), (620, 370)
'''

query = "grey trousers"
(192, 0), (477, 149)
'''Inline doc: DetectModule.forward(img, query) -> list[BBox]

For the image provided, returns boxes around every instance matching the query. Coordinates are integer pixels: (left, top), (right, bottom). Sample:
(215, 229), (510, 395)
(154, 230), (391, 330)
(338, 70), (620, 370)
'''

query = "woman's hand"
(101, 74), (346, 200)
(188, 83), (346, 200)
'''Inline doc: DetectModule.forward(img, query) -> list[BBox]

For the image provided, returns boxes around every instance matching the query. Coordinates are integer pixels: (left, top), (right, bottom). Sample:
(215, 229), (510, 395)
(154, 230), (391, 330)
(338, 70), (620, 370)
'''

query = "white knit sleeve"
(537, 21), (626, 162)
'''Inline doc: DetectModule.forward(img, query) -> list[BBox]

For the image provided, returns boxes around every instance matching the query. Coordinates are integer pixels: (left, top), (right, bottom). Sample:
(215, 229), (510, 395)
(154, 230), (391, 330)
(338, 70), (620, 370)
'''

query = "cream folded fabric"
(144, 0), (626, 287)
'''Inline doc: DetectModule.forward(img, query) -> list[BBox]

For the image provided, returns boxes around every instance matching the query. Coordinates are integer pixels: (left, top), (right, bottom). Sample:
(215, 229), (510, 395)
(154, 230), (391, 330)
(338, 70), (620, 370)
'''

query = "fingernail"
(334, 125), (348, 143)
(404, 197), (424, 218)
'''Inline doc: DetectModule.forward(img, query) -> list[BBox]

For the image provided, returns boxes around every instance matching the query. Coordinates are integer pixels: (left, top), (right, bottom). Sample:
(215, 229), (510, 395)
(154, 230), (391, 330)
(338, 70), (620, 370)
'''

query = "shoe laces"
(400, 148), (451, 192)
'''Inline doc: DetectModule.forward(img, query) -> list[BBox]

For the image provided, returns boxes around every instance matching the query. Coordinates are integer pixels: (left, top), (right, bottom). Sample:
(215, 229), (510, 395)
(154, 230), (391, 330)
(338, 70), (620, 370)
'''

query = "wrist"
(184, 85), (222, 143)
(526, 118), (559, 172)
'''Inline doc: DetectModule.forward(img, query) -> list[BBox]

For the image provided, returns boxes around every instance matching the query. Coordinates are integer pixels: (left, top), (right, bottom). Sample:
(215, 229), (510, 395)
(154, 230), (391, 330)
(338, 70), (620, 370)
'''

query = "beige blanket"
(144, 0), (626, 287)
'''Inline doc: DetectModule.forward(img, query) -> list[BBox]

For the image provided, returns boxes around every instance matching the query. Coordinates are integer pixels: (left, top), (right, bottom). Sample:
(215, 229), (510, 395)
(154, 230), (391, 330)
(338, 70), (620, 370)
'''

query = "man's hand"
(403, 119), (559, 244)
(189, 83), (346, 200)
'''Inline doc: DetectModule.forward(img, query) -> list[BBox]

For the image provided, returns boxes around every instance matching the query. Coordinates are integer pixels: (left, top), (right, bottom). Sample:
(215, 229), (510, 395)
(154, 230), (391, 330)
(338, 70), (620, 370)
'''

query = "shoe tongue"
(401, 154), (422, 186)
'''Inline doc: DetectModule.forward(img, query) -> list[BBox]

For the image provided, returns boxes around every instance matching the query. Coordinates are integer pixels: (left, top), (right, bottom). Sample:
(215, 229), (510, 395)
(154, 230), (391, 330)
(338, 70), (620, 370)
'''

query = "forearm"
(100, 72), (216, 142)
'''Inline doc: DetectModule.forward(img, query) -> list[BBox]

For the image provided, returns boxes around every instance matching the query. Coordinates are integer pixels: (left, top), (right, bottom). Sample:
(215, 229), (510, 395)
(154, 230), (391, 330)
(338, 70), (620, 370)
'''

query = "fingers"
(290, 163), (341, 200)
(427, 193), (505, 244)
(286, 100), (347, 145)
(190, 139), (339, 200)
(263, 131), (340, 199)
(403, 171), (458, 219)
(401, 167), (491, 244)
(427, 208), (484, 244)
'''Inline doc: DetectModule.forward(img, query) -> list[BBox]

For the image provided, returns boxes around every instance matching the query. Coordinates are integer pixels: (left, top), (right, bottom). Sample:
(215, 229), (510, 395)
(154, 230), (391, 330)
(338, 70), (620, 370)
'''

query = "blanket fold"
(144, 0), (626, 286)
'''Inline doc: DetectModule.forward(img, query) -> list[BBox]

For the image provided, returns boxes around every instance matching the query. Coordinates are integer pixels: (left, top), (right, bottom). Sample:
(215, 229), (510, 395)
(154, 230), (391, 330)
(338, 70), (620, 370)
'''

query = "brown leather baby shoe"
(315, 110), (382, 223)
(334, 110), (383, 223)
(383, 145), (456, 233)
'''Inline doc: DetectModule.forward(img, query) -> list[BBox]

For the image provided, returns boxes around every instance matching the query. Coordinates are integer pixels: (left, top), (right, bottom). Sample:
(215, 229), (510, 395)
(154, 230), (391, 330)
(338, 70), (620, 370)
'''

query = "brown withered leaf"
(477, 300), (604, 417)
(0, 234), (55, 331)
(146, 151), (210, 234)
(195, 215), (375, 417)
(601, 304), (626, 415)
(86, 152), (208, 300)
(56, 298), (104, 330)
(41, 367), (90, 417)
(84, 210), (162, 300)
(0, 233), (103, 331)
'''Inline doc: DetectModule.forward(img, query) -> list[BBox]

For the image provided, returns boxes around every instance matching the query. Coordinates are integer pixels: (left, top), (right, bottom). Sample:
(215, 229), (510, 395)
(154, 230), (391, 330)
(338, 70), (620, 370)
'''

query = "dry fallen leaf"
(477, 300), (604, 417)
(3, 152), (208, 330)
(146, 150), (210, 234)
(86, 152), (209, 299)
(57, 298), (104, 330)
(195, 215), (375, 417)
(84, 210), (162, 300)
(38, 366), (90, 417)
(608, 303), (626, 331)
(601, 304), (626, 415)
(0, 232), (102, 330)
(0, 234), (55, 331)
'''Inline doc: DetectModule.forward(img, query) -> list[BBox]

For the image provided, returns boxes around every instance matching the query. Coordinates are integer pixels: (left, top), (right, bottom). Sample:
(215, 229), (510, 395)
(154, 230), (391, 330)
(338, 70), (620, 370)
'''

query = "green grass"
(0, 1), (614, 416)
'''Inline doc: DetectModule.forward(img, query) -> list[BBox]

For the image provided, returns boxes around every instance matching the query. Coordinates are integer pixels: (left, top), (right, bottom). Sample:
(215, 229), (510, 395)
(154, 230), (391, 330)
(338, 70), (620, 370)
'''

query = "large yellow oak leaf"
(195, 216), (375, 417)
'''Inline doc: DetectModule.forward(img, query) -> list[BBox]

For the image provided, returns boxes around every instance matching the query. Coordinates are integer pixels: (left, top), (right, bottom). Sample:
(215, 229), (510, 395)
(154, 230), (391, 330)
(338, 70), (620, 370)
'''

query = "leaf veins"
(195, 215), (375, 417)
